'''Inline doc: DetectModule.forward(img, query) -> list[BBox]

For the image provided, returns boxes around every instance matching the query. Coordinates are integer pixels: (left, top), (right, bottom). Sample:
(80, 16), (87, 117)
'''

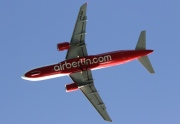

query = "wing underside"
(70, 71), (112, 122)
(67, 3), (112, 122)
(80, 84), (112, 122)
(66, 3), (88, 59)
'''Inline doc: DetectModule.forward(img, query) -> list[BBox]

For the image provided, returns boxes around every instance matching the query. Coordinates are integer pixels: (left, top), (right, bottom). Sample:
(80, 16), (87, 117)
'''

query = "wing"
(66, 3), (88, 60)
(69, 71), (112, 122)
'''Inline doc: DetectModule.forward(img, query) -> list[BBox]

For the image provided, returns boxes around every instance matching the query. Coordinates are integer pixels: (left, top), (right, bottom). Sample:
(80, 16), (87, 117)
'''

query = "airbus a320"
(22, 3), (155, 122)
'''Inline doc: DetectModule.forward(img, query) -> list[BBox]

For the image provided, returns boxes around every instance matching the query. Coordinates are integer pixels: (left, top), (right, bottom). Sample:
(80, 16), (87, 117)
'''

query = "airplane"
(21, 3), (155, 122)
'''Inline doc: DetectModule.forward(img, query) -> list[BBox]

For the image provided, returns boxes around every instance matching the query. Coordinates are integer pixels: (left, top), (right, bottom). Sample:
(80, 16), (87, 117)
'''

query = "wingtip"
(105, 119), (112, 122)
(81, 2), (88, 8)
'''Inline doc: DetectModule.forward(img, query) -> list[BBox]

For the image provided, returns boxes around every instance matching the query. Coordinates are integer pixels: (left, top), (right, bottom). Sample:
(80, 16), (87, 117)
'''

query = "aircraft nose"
(21, 75), (27, 80)
(21, 72), (30, 80)
(21, 69), (42, 81)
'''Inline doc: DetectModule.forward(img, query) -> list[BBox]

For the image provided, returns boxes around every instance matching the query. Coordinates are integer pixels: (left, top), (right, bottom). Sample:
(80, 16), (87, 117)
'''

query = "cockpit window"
(31, 71), (40, 76)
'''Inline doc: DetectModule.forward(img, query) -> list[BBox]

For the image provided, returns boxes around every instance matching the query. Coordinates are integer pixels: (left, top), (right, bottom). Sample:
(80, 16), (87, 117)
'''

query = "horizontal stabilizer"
(138, 56), (155, 74)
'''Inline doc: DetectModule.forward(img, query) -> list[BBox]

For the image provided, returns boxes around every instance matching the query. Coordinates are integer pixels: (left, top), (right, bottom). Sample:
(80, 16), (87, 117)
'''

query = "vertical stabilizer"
(135, 30), (146, 50)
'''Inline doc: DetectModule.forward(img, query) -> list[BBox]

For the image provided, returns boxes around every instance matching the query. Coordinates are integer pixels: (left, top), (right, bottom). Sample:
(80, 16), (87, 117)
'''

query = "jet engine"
(65, 83), (78, 92)
(57, 42), (70, 51)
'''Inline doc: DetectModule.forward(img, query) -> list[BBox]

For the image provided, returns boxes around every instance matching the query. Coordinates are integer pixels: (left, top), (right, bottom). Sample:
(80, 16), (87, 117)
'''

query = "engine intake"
(65, 83), (78, 92)
(57, 42), (70, 51)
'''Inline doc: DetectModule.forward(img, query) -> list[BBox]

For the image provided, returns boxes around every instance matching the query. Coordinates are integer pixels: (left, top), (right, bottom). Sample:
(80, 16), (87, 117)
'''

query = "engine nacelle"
(57, 42), (70, 51)
(65, 83), (78, 92)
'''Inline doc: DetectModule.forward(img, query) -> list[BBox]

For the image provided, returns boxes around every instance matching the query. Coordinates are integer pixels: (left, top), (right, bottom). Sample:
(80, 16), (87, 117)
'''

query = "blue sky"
(1, 0), (180, 124)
